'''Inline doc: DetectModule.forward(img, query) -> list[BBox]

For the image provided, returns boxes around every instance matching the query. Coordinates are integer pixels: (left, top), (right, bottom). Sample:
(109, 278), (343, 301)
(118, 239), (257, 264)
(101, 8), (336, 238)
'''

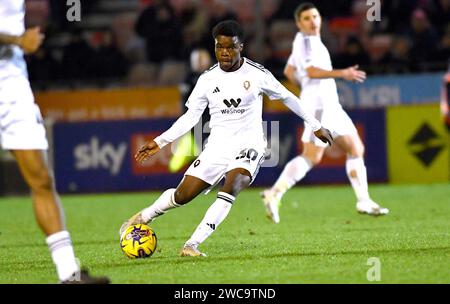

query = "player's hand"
(314, 127), (334, 146)
(342, 65), (366, 83)
(135, 140), (160, 164)
(18, 27), (44, 54)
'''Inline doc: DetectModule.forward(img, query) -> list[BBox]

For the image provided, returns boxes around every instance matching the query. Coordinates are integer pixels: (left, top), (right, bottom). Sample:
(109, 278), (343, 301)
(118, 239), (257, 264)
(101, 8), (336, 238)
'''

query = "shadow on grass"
(2, 244), (449, 276)
(60, 245), (450, 271)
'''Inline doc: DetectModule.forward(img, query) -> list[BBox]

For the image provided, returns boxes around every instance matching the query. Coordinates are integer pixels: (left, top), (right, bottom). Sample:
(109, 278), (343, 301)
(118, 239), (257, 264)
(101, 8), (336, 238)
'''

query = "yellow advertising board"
(387, 104), (449, 183)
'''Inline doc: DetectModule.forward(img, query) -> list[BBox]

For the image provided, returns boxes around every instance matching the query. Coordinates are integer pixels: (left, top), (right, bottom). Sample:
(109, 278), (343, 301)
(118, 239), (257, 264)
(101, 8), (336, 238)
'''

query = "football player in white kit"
(120, 20), (334, 257)
(262, 2), (389, 224)
(0, 1), (109, 283)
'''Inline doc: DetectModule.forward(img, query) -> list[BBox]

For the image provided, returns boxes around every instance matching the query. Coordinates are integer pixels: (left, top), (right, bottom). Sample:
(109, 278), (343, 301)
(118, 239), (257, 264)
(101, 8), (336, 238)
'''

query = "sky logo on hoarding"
(74, 137), (127, 175)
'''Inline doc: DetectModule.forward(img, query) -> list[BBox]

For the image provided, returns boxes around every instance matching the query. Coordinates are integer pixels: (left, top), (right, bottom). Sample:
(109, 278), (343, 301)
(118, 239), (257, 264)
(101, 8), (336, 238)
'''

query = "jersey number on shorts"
(235, 148), (258, 161)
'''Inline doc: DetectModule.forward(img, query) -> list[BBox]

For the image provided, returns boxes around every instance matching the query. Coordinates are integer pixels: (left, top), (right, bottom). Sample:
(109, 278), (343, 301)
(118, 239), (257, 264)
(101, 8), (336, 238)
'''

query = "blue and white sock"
(272, 156), (313, 199)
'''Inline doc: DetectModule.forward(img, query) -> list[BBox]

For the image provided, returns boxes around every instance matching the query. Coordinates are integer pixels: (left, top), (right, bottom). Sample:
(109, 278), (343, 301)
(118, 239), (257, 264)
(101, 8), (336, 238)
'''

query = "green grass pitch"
(0, 183), (449, 283)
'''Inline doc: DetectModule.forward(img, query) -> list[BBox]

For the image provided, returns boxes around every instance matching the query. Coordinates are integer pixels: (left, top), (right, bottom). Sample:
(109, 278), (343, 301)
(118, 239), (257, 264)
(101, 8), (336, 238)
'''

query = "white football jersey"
(288, 32), (340, 108)
(156, 57), (321, 152)
(0, 0), (27, 80)
(187, 57), (321, 151)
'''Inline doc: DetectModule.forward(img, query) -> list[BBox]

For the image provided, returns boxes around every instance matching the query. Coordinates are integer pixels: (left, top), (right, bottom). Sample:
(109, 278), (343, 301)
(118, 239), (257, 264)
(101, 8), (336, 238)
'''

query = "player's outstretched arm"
(135, 140), (160, 164)
(306, 65), (366, 83)
(0, 27), (44, 54)
(135, 105), (204, 164)
(284, 64), (300, 87)
(279, 91), (334, 146)
(261, 71), (332, 143)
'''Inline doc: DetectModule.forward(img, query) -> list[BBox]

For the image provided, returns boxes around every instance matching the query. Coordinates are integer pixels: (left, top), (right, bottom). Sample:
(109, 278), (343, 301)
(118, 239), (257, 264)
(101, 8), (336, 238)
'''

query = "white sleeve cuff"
(153, 137), (167, 149)
(310, 123), (322, 132)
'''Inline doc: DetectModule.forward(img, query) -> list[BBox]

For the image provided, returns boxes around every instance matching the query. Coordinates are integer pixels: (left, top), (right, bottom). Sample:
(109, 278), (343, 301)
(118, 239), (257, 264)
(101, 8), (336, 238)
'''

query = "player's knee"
(173, 189), (191, 205)
(222, 174), (251, 196)
(235, 175), (251, 192)
(28, 170), (54, 192)
(303, 154), (321, 166)
(350, 143), (365, 158)
(359, 144), (365, 156)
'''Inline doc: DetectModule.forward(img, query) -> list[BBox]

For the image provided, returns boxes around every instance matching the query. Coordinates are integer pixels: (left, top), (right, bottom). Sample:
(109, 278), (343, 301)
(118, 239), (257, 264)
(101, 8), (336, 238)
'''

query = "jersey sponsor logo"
(223, 98), (241, 108)
(222, 98), (245, 114)
(220, 108), (245, 114)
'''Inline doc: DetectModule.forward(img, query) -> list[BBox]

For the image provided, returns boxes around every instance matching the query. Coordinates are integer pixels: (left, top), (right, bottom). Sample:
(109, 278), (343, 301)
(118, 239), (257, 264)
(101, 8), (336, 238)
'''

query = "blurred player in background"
(169, 48), (212, 172)
(262, 2), (389, 223)
(0, 0), (109, 283)
(442, 62), (450, 180)
(441, 62), (450, 132)
(120, 20), (333, 257)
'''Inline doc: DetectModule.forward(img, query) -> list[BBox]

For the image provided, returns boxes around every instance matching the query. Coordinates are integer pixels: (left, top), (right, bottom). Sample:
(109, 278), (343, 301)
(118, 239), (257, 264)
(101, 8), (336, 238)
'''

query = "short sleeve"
(287, 53), (295, 66)
(291, 34), (318, 69)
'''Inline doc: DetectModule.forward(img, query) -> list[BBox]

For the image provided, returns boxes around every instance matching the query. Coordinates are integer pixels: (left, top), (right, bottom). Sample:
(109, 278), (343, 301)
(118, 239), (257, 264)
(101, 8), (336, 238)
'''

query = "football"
(120, 224), (157, 259)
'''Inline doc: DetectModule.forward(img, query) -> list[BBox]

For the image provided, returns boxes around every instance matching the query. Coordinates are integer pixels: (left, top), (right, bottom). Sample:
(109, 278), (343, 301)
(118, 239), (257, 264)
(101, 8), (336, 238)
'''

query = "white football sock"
(185, 192), (234, 247)
(46, 231), (80, 282)
(271, 156), (313, 199)
(346, 157), (371, 201)
(141, 188), (180, 223)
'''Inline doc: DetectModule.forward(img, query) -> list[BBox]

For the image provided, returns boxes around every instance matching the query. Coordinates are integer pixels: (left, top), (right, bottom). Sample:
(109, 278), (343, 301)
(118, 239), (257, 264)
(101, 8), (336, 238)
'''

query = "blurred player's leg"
(262, 143), (323, 223)
(12, 150), (109, 283)
(12, 150), (65, 233)
(345, 157), (370, 201)
(182, 169), (250, 257)
(12, 150), (78, 281)
(336, 135), (389, 215)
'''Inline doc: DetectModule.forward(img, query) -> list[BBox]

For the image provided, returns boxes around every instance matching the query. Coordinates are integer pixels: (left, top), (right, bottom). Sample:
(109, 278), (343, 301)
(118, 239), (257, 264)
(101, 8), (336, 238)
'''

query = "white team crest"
(243, 81), (250, 90)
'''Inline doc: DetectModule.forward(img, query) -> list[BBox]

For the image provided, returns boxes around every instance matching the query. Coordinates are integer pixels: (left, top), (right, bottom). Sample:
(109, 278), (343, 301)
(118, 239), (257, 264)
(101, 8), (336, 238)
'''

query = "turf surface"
(0, 183), (449, 283)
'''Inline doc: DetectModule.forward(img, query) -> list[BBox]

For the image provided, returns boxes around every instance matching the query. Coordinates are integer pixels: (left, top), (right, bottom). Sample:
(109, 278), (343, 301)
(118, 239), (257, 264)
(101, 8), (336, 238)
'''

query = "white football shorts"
(302, 105), (357, 147)
(0, 76), (48, 150)
(184, 144), (266, 189)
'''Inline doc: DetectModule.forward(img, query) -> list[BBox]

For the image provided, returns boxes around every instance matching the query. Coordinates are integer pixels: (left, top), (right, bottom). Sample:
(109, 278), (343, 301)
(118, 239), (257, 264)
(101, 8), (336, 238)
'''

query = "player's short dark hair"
(212, 20), (244, 42)
(294, 2), (317, 21)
